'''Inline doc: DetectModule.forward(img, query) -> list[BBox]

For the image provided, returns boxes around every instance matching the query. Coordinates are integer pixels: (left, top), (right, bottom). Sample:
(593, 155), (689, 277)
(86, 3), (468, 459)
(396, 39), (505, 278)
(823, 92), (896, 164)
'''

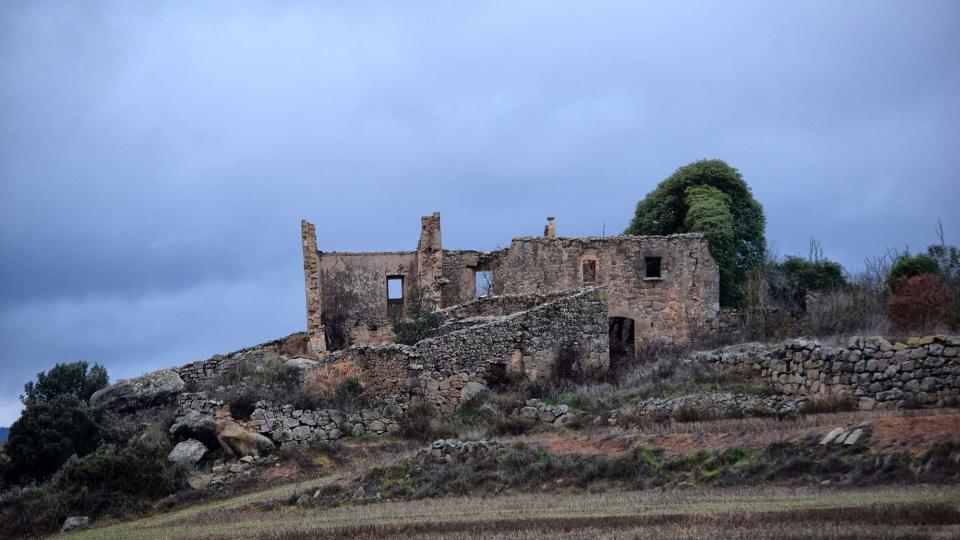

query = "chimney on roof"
(544, 216), (556, 238)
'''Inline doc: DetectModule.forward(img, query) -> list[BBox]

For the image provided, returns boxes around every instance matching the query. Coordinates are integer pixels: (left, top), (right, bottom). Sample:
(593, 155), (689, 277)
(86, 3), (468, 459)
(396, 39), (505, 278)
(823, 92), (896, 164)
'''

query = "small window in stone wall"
(582, 259), (597, 284)
(387, 276), (404, 319)
(645, 257), (662, 279)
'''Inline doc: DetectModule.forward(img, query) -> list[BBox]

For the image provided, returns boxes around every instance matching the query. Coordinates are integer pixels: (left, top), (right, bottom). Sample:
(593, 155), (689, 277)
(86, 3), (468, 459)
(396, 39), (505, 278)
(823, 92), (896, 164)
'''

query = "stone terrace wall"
(693, 336), (960, 410)
(315, 287), (610, 413)
(176, 392), (402, 449)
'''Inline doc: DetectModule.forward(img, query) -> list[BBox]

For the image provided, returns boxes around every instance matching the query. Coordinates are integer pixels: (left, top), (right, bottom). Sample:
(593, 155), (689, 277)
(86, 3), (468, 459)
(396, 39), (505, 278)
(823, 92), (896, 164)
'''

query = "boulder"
(168, 439), (208, 465)
(217, 420), (275, 458)
(460, 382), (488, 402)
(170, 410), (218, 447)
(61, 516), (91, 533)
(283, 357), (318, 379)
(90, 369), (185, 411)
(187, 473), (213, 490)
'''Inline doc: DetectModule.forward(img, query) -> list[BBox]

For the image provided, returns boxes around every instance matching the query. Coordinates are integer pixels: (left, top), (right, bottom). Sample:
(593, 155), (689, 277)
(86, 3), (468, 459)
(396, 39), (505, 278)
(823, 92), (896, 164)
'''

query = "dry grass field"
(61, 484), (960, 540)
(45, 408), (959, 539)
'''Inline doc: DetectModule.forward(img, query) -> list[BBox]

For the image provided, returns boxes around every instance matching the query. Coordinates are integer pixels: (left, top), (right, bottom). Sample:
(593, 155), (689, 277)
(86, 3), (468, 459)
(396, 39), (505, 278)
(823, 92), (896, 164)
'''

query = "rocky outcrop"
(90, 369), (185, 411)
(168, 439), (208, 465)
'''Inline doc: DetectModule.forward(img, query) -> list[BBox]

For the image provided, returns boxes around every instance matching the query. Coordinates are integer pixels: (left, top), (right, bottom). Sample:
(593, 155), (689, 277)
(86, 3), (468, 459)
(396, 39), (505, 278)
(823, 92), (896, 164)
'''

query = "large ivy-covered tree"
(626, 160), (766, 306)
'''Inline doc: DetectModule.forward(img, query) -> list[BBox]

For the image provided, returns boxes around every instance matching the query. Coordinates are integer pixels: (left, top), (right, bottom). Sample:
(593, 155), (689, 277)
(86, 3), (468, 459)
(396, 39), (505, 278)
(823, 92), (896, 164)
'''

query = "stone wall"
(250, 401), (402, 449)
(175, 392), (402, 449)
(491, 234), (719, 345)
(303, 213), (721, 348)
(692, 336), (960, 410)
(174, 333), (307, 390)
(312, 287), (609, 413)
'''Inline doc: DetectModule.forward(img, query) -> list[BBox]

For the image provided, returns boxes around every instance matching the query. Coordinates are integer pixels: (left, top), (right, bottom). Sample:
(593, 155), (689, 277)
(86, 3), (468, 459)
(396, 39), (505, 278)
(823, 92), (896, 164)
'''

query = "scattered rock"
(61, 516), (91, 533)
(819, 427), (845, 445)
(168, 439), (208, 465)
(187, 473), (213, 490)
(843, 428), (864, 445)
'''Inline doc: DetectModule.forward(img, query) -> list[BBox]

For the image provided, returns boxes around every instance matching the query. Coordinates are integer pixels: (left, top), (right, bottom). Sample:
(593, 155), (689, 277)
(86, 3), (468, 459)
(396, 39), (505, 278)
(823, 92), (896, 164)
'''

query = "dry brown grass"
(62, 485), (960, 540)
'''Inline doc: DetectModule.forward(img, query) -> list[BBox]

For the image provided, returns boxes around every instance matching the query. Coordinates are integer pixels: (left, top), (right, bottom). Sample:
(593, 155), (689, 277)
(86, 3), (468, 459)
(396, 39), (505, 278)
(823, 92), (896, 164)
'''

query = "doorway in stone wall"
(608, 316), (635, 371)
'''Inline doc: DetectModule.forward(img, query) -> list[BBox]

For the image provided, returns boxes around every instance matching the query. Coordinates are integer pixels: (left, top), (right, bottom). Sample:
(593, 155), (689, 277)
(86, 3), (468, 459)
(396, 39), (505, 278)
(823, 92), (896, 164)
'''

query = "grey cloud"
(1, 1), (958, 424)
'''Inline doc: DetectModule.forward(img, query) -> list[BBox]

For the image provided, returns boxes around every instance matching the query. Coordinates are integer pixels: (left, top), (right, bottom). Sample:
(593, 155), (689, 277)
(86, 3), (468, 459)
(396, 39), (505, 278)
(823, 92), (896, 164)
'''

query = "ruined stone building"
(301, 212), (720, 367)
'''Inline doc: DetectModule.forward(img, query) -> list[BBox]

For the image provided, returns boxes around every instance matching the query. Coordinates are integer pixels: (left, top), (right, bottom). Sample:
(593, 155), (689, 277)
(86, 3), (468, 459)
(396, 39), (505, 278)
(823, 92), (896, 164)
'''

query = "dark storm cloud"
(1, 1), (958, 424)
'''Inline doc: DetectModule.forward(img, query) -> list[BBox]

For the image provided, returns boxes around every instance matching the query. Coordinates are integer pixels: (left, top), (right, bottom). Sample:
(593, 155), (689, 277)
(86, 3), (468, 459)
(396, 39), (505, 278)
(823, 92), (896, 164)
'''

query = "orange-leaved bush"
(886, 273), (953, 333)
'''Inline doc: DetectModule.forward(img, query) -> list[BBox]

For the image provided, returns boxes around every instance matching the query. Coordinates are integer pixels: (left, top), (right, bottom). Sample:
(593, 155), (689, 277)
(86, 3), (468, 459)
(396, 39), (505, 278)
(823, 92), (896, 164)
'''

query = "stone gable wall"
(693, 336), (960, 410)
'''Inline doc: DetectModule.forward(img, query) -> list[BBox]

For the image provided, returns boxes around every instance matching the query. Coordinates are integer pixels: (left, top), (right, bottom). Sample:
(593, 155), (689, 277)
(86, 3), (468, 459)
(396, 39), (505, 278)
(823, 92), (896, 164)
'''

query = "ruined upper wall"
(492, 233), (720, 344)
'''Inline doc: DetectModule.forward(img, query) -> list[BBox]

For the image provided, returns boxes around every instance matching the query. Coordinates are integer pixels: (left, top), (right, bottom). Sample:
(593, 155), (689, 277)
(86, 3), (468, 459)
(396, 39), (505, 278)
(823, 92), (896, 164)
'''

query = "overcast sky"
(1, 1), (958, 425)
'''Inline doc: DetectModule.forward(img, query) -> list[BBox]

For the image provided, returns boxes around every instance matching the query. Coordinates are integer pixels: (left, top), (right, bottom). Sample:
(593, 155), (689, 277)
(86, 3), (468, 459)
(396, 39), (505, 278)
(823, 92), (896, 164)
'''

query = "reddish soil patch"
(871, 413), (960, 456)
(536, 410), (960, 458)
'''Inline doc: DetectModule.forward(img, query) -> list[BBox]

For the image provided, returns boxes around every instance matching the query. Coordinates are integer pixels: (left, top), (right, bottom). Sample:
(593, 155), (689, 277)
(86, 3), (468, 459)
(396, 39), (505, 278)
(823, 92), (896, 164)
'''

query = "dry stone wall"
(692, 336), (960, 410)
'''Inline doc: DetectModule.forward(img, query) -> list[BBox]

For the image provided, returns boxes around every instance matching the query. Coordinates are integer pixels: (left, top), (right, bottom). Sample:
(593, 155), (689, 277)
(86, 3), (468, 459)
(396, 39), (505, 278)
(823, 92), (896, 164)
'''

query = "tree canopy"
(886, 253), (939, 292)
(21, 361), (108, 405)
(626, 160), (766, 306)
(5, 394), (112, 482)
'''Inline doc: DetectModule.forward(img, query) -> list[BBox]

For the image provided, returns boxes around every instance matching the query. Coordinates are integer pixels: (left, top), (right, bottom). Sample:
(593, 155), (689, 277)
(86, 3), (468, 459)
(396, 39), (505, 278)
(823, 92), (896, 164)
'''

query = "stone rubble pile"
(513, 399), (576, 427)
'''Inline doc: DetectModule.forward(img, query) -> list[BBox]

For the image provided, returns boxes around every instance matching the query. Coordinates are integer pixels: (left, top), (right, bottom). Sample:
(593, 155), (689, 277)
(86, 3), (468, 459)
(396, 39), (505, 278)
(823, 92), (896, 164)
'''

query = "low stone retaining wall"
(692, 336), (960, 410)
(611, 392), (799, 424)
(249, 401), (403, 449)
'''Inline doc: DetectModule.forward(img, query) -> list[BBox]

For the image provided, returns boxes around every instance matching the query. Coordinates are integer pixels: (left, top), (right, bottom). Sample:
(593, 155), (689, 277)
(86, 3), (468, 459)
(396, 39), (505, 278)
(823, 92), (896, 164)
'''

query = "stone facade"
(491, 233), (720, 345)
(301, 213), (719, 350)
(692, 336), (960, 410)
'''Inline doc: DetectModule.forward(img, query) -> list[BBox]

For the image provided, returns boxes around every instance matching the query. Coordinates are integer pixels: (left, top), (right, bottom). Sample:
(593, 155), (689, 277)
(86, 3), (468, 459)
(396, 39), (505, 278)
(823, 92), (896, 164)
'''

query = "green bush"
(5, 394), (112, 482)
(887, 253), (939, 292)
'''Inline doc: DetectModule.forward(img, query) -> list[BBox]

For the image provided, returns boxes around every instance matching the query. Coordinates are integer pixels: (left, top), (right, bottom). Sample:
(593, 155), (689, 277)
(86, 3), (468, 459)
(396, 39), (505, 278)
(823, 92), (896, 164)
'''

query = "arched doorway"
(608, 316), (635, 371)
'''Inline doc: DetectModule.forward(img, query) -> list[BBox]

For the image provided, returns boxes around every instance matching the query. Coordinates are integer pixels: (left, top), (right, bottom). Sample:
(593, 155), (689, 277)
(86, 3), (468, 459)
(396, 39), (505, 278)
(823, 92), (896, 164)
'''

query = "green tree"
(21, 361), (109, 405)
(768, 254), (847, 313)
(886, 253), (939, 292)
(626, 160), (766, 306)
(5, 394), (112, 482)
